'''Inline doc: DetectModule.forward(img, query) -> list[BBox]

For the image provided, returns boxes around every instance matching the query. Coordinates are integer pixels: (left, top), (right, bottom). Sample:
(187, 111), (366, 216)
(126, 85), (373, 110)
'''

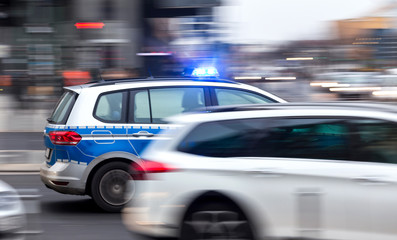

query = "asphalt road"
(0, 132), (44, 150)
(1, 174), (133, 240)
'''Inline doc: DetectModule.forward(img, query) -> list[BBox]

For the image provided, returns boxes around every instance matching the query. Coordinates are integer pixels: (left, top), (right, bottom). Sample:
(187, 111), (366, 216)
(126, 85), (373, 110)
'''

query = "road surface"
(1, 174), (132, 240)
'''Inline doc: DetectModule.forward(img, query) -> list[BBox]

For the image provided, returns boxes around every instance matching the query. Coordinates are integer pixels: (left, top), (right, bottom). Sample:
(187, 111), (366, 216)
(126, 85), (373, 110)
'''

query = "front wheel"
(180, 202), (254, 240)
(91, 161), (133, 212)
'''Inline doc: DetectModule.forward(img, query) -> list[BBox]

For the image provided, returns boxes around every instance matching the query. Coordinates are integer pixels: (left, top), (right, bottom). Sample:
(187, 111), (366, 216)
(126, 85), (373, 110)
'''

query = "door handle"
(132, 131), (154, 137)
(246, 168), (281, 177)
(352, 176), (390, 185)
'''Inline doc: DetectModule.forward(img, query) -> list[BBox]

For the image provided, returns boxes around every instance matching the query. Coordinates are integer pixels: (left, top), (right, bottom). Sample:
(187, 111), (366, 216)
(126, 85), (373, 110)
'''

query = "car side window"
(351, 119), (397, 164)
(253, 119), (350, 160)
(94, 91), (127, 123)
(149, 87), (205, 124)
(177, 118), (264, 157)
(178, 118), (350, 160)
(130, 87), (205, 124)
(214, 88), (276, 105)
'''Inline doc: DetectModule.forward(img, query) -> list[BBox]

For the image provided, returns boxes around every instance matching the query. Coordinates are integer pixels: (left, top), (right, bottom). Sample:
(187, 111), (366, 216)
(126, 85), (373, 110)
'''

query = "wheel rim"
(99, 169), (131, 206)
(182, 210), (253, 240)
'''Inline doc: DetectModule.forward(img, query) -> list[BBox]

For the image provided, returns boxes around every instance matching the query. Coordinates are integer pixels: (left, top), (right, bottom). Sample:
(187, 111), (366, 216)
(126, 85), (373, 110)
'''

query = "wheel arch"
(82, 151), (142, 195)
(180, 190), (262, 239)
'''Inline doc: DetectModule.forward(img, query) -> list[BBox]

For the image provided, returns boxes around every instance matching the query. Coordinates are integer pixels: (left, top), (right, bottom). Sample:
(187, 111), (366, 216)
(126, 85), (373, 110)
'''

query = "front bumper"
(0, 214), (25, 233)
(122, 180), (183, 239)
(40, 161), (87, 195)
(122, 206), (179, 239)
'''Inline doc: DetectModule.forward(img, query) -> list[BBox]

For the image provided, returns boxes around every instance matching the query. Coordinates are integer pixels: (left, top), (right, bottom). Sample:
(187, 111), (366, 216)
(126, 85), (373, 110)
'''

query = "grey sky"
(221, 0), (391, 43)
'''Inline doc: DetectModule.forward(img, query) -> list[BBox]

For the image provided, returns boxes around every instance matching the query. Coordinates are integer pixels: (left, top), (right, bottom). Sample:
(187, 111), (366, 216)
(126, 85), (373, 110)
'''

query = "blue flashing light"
(191, 67), (219, 77)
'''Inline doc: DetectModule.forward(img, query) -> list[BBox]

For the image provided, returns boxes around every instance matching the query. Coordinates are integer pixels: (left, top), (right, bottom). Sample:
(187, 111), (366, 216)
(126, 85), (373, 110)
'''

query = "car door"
(243, 117), (372, 240)
(248, 116), (397, 240)
(346, 118), (397, 240)
(128, 86), (208, 156)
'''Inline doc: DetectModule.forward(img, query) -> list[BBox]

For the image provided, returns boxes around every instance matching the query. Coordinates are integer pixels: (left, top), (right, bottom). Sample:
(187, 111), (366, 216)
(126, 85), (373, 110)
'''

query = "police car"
(40, 67), (286, 212)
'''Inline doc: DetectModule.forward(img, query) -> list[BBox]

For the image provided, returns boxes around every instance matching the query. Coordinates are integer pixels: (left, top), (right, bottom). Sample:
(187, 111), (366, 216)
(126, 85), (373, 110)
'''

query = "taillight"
(130, 160), (176, 180)
(143, 160), (176, 173)
(49, 131), (82, 145)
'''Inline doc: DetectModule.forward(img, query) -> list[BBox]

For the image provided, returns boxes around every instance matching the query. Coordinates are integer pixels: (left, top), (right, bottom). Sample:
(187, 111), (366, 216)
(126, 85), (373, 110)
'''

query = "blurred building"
(335, 1), (397, 68)
(0, 0), (223, 75)
(140, 0), (222, 76)
(0, 0), (223, 107)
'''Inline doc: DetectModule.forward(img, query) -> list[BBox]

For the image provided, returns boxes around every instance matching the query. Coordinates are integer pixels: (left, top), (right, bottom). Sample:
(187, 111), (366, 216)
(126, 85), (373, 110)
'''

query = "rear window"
(50, 91), (77, 124)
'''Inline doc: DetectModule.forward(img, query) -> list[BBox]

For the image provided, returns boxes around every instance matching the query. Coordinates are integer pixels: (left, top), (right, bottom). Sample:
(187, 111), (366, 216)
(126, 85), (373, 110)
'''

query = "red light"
(130, 161), (176, 180)
(49, 131), (82, 145)
(143, 161), (176, 173)
(75, 22), (105, 29)
(130, 162), (145, 180)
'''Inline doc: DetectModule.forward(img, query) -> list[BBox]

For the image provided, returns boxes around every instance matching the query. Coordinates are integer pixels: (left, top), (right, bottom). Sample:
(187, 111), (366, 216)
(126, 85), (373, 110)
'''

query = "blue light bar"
(191, 67), (219, 77)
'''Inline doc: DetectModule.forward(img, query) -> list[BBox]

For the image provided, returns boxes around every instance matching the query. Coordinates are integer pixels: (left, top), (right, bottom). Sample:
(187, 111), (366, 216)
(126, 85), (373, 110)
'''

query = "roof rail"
(88, 76), (239, 87)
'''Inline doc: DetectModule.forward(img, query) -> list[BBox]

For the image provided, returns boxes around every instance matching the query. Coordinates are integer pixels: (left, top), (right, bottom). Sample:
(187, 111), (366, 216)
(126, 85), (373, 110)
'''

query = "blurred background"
(1, 0), (397, 122)
(2, 1), (397, 144)
(1, 1), (397, 239)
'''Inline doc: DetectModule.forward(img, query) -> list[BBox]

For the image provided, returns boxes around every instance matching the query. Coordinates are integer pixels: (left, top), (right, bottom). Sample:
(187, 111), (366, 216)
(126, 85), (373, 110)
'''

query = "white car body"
(123, 103), (397, 240)
(0, 180), (25, 239)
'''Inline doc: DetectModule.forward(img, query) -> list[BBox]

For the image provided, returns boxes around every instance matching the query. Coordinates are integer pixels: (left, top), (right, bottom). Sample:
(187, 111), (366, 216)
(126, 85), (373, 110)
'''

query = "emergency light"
(191, 67), (219, 77)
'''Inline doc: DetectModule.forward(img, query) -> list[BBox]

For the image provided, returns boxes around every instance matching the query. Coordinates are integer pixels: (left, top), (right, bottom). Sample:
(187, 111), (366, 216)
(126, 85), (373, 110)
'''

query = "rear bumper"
(40, 161), (86, 195)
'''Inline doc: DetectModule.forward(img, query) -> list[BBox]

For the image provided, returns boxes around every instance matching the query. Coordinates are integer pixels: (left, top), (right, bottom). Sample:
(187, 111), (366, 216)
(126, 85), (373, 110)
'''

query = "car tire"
(91, 161), (132, 212)
(180, 202), (254, 240)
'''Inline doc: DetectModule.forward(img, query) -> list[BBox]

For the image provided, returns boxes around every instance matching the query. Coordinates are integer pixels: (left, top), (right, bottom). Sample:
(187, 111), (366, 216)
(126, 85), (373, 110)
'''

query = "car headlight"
(0, 191), (20, 210)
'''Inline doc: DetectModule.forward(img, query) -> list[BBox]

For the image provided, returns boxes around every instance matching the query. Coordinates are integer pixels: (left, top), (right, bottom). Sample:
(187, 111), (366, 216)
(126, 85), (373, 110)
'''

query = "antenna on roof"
(88, 69), (105, 83)
(147, 67), (153, 79)
(97, 69), (104, 82)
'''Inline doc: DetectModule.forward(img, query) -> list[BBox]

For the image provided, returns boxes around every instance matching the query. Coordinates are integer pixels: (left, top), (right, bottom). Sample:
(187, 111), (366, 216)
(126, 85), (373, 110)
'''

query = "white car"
(0, 180), (25, 239)
(123, 102), (397, 240)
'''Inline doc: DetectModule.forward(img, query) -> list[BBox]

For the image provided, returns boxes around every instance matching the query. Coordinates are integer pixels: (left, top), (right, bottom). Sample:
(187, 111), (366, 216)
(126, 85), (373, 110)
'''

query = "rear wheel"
(91, 161), (133, 212)
(180, 202), (254, 240)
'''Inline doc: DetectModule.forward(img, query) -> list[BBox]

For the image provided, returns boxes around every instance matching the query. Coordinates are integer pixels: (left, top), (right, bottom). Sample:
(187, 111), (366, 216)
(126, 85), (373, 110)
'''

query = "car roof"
(65, 77), (239, 90)
(167, 102), (397, 123)
(63, 76), (287, 103)
(204, 101), (397, 114)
